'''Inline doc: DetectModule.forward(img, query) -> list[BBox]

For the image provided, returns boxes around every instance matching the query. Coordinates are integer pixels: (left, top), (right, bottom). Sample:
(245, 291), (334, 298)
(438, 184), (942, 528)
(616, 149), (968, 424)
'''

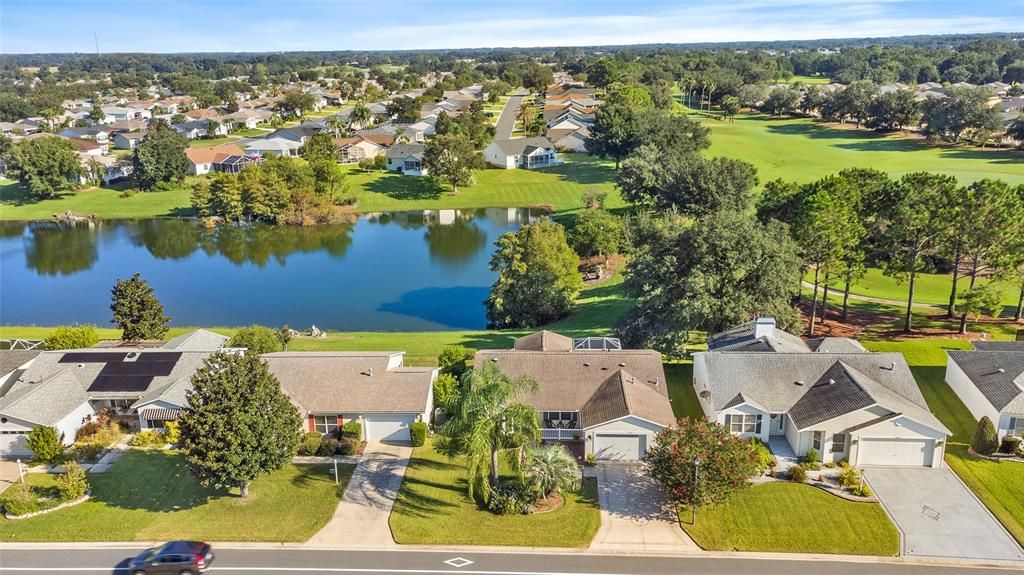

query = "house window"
(313, 415), (339, 435)
(727, 414), (762, 434)
(1010, 417), (1024, 438)
(831, 433), (847, 453)
(812, 431), (823, 451)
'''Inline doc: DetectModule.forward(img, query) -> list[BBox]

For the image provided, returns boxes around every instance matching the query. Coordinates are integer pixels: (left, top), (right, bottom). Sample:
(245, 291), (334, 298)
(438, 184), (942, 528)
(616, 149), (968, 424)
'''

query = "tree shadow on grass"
(391, 476), (463, 519)
(289, 464), (337, 489)
(765, 121), (884, 140)
(0, 182), (65, 208)
(938, 148), (1024, 165)
(546, 155), (617, 186)
(833, 139), (932, 153)
(364, 174), (446, 201)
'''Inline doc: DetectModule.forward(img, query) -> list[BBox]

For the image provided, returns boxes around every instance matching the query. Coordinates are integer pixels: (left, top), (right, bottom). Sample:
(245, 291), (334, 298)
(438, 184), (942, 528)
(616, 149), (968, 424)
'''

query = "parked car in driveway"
(129, 541), (214, 575)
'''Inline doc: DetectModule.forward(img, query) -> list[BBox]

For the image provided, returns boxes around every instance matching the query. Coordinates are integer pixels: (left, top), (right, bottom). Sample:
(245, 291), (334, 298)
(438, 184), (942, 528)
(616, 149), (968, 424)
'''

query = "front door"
(770, 413), (785, 435)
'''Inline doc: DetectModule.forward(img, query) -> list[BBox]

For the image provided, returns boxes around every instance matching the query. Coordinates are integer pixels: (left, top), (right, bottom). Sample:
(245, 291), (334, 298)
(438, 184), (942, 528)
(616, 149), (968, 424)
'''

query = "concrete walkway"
(767, 436), (799, 472)
(590, 463), (699, 553)
(865, 467), (1024, 561)
(0, 461), (22, 494)
(494, 89), (528, 140)
(307, 442), (412, 547)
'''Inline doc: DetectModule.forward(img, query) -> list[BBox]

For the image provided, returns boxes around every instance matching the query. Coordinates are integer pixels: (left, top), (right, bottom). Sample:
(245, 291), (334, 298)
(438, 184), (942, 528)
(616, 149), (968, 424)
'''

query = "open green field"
(790, 75), (832, 85)
(806, 267), (1020, 310)
(389, 440), (601, 547)
(862, 338), (1024, 546)
(0, 179), (197, 221)
(701, 114), (1024, 187)
(0, 450), (353, 542)
(680, 482), (899, 555)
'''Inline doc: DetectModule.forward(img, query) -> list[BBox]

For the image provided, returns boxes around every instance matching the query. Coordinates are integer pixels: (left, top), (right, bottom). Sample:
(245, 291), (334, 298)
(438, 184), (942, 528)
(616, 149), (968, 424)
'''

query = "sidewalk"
(307, 442), (412, 547)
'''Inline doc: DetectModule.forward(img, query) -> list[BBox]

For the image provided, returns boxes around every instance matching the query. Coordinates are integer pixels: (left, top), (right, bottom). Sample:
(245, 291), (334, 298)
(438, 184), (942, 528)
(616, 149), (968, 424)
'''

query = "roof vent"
(653, 377), (660, 386)
(367, 368), (373, 376)
(997, 367), (1006, 373)
(827, 378), (836, 385)
(886, 361), (896, 370)
(491, 357), (498, 362)
(125, 351), (140, 362)
(618, 362), (626, 368)
(583, 362), (590, 367)
(794, 380), (805, 386)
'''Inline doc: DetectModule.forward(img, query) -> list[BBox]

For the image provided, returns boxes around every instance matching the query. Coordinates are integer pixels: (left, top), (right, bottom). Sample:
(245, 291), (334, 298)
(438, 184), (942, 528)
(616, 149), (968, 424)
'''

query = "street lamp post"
(692, 456), (702, 525)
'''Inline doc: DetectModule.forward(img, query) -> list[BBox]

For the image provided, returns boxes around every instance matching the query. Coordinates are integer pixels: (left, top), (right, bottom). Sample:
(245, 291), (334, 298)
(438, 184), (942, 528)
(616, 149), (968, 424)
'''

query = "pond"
(0, 208), (543, 331)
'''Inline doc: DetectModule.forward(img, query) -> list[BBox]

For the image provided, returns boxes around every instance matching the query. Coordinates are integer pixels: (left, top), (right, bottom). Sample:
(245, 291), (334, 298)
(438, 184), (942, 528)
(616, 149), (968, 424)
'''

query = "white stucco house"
(945, 341), (1024, 441)
(474, 331), (675, 461)
(386, 143), (427, 176)
(483, 137), (560, 169)
(263, 352), (437, 443)
(693, 318), (951, 468)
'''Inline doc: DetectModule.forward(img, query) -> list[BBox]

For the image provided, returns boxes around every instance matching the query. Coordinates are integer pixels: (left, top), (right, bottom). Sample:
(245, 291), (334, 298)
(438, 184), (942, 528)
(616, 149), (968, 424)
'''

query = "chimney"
(754, 317), (776, 340)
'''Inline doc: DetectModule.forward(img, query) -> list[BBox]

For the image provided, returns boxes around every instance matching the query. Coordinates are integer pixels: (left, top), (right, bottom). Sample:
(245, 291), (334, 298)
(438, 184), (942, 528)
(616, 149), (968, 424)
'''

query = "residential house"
(548, 126), (590, 152)
(100, 106), (151, 123)
(483, 137), (560, 169)
(945, 341), (1024, 441)
(334, 136), (387, 164)
(58, 126), (110, 144)
(80, 154), (132, 185)
(263, 352), (437, 443)
(185, 108), (221, 121)
(112, 131), (146, 150)
(385, 143), (427, 176)
(185, 144), (249, 175)
(245, 137), (302, 158)
(223, 109), (273, 130)
(694, 318), (951, 468)
(474, 331), (675, 461)
(173, 120), (230, 140)
(0, 333), (226, 458)
(268, 125), (319, 146)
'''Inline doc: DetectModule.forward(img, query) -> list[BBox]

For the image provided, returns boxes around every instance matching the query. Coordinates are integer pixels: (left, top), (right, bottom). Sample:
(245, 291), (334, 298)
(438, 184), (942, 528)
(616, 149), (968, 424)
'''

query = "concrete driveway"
(307, 442), (412, 547)
(0, 461), (22, 495)
(590, 463), (698, 552)
(864, 467), (1024, 561)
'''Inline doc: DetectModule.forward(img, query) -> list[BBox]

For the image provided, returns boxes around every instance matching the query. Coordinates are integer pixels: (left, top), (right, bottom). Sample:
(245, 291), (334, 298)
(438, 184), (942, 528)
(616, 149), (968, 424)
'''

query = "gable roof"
(162, 329), (229, 351)
(262, 352), (436, 414)
(947, 350), (1024, 413)
(0, 350), (41, 377)
(972, 341), (1024, 352)
(475, 332), (672, 429)
(489, 137), (556, 157)
(386, 143), (425, 159)
(185, 144), (244, 165)
(806, 337), (868, 353)
(698, 351), (949, 435)
(707, 319), (810, 353)
(788, 362), (876, 429)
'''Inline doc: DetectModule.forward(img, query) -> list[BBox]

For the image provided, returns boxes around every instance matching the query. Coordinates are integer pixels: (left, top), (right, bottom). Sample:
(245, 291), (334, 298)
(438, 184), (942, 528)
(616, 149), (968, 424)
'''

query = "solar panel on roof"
(59, 352), (128, 363)
(88, 375), (155, 392)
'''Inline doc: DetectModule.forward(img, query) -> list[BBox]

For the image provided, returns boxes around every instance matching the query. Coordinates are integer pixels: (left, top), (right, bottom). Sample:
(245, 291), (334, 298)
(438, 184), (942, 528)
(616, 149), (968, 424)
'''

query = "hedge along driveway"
(0, 450), (354, 542)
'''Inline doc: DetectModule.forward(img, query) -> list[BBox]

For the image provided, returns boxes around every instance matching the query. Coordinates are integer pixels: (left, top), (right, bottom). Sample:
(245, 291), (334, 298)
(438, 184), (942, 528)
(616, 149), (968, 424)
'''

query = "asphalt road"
(0, 547), (1015, 575)
(494, 89), (528, 140)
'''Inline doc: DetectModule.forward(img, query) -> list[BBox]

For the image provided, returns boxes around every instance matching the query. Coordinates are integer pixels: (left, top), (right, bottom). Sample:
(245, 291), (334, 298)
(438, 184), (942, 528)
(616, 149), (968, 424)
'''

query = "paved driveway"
(864, 467), (1024, 561)
(494, 89), (528, 140)
(590, 463), (698, 552)
(0, 461), (21, 495)
(307, 442), (412, 547)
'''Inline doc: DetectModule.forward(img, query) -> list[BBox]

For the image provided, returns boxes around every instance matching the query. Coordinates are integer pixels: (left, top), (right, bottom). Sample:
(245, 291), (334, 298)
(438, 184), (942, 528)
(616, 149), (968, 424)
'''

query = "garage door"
(859, 438), (934, 467)
(0, 432), (32, 458)
(594, 434), (645, 460)
(364, 415), (416, 443)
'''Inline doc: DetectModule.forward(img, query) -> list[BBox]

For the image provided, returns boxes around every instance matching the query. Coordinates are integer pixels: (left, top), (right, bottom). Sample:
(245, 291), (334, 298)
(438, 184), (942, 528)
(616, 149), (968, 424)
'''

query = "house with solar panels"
(0, 330), (227, 458)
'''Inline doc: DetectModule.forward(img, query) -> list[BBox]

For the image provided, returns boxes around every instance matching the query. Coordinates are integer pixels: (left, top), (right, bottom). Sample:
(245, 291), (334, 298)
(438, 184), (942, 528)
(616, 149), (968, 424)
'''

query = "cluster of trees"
(758, 171), (1024, 333)
(191, 152), (352, 225)
(754, 82), (1008, 144)
(434, 101), (495, 149)
(1, 135), (83, 198)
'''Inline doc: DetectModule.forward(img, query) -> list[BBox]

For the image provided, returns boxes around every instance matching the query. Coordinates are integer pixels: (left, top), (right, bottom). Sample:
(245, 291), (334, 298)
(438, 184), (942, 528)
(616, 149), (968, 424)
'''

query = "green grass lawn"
(680, 482), (899, 555)
(0, 273), (628, 366)
(701, 114), (1024, 187)
(0, 179), (196, 221)
(665, 362), (703, 420)
(806, 267), (1019, 310)
(0, 450), (353, 542)
(790, 75), (832, 85)
(188, 136), (241, 148)
(862, 338), (1024, 547)
(232, 128), (271, 137)
(389, 441), (601, 547)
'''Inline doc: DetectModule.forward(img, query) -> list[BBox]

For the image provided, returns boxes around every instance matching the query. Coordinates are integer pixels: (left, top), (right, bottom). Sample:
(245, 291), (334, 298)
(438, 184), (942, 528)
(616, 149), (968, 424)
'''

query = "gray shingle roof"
(788, 362), (875, 429)
(580, 369), (676, 428)
(698, 351), (949, 434)
(0, 370), (88, 425)
(515, 331), (573, 352)
(262, 352), (436, 414)
(971, 341), (1024, 352)
(707, 320), (810, 353)
(162, 329), (228, 351)
(0, 350), (41, 377)
(489, 137), (555, 157)
(947, 350), (1024, 413)
(386, 143), (425, 159)
(806, 337), (868, 353)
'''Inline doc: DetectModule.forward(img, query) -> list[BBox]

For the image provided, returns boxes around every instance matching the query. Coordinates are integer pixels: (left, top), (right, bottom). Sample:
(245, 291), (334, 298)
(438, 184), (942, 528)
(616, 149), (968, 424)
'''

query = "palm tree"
(516, 101), (536, 129)
(436, 362), (540, 503)
(325, 115), (346, 138)
(349, 103), (372, 129)
(527, 444), (581, 501)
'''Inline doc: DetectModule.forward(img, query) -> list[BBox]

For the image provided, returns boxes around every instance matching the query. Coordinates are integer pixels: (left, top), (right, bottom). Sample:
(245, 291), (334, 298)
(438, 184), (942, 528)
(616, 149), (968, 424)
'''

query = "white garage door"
(364, 415), (416, 443)
(0, 432), (32, 458)
(859, 438), (934, 467)
(594, 434), (645, 460)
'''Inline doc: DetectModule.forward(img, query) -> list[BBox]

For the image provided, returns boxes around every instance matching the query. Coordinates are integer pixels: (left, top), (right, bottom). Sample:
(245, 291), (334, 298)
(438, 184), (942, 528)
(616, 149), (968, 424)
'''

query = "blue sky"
(2, 0), (1021, 53)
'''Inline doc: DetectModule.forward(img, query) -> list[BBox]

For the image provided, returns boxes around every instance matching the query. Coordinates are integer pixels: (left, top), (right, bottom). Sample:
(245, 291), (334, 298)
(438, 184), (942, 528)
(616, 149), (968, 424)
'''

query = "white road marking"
(443, 557), (475, 568)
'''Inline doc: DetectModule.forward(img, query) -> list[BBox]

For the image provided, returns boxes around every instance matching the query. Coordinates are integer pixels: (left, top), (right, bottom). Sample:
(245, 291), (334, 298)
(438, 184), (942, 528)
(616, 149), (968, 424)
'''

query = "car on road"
(129, 541), (214, 575)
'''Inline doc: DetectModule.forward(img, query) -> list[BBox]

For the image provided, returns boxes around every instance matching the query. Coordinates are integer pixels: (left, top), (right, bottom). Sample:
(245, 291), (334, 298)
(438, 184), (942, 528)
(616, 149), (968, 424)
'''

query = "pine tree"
(110, 273), (170, 341)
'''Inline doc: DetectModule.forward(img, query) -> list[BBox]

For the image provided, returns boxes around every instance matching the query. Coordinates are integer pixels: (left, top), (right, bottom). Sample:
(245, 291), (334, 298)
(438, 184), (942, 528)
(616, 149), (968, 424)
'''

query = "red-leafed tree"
(644, 418), (759, 510)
